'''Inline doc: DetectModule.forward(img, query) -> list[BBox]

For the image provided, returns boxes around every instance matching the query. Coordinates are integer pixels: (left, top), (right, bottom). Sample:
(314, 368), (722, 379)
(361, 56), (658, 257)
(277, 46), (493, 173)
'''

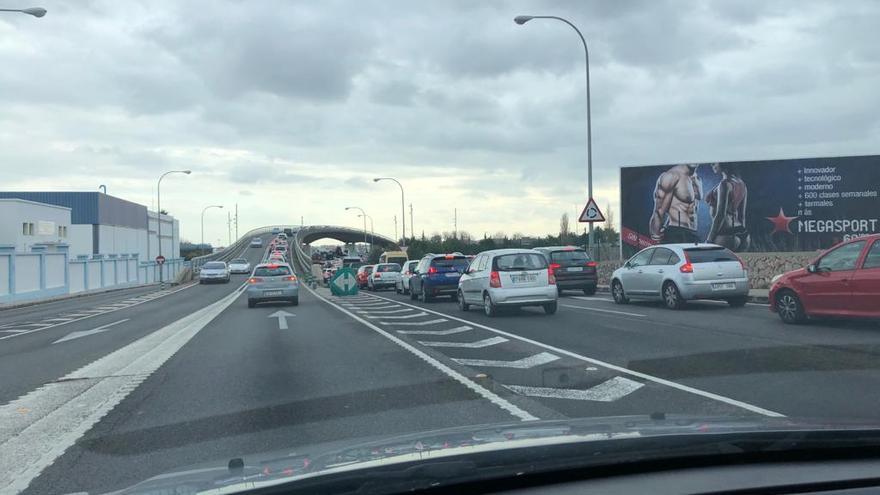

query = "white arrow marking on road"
(397, 325), (472, 336)
(505, 377), (644, 402)
(268, 310), (295, 330)
(452, 352), (560, 369)
(418, 336), (508, 348)
(52, 319), (129, 344)
(379, 318), (447, 326)
(366, 311), (427, 320)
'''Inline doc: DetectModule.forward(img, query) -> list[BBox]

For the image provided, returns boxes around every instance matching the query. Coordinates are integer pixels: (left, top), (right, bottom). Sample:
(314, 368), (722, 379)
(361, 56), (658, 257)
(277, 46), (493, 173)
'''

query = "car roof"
(422, 252), (467, 259)
(481, 248), (543, 256)
(534, 246), (586, 252)
(254, 262), (291, 268)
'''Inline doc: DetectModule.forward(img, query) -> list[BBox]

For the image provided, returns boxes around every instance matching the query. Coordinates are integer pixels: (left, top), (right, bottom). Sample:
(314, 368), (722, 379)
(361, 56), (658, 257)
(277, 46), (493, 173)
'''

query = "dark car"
(534, 246), (598, 296)
(769, 234), (880, 324)
(409, 253), (470, 302)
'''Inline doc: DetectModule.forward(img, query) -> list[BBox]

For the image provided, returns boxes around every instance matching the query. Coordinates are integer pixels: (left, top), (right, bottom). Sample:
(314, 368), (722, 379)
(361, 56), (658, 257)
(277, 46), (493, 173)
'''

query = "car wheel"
(450, 291), (459, 302)
(420, 288), (432, 303)
(410, 286), (418, 300)
(458, 290), (469, 311)
(583, 287), (597, 296)
(727, 296), (747, 308)
(543, 301), (558, 315)
(483, 293), (496, 317)
(776, 290), (806, 324)
(611, 280), (629, 304)
(199, 280), (204, 285)
(290, 297), (299, 306)
(662, 282), (686, 310)
(556, 286), (564, 296)
(247, 300), (256, 308)
(395, 285), (401, 294)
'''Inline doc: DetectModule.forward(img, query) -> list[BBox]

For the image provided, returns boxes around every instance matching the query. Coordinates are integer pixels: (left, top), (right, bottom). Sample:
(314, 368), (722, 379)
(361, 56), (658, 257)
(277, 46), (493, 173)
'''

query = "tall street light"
(514, 14), (595, 253)
(345, 206), (368, 249)
(373, 177), (406, 248)
(200, 205), (223, 247)
(358, 214), (374, 246)
(157, 170), (191, 286)
(0, 7), (46, 17)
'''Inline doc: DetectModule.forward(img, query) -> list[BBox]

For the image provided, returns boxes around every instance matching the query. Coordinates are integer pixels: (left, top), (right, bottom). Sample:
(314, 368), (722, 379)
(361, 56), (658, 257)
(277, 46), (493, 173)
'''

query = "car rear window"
(684, 247), (739, 263)
(550, 250), (590, 263)
(493, 253), (548, 271)
(430, 257), (469, 270)
(275, 246), (286, 251)
(254, 265), (291, 276)
(376, 264), (401, 272)
(203, 262), (226, 269)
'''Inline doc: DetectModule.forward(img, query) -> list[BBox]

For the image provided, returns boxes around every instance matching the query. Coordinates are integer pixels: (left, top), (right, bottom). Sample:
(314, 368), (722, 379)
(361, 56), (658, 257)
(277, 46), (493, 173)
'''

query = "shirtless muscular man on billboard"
(649, 163), (702, 243)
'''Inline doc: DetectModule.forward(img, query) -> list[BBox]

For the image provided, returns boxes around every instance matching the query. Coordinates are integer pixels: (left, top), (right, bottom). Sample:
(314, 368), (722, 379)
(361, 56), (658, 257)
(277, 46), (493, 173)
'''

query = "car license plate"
(445, 272), (458, 277)
(566, 266), (583, 272)
(712, 283), (736, 290)
(263, 290), (283, 296)
(511, 273), (537, 283)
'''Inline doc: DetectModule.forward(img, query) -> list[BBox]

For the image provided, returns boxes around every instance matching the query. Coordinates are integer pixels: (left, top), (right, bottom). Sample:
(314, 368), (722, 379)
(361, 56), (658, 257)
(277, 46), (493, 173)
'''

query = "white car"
(228, 258), (251, 274)
(395, 260), (420, 294)
(249, 237), (263, 248)
(199, 261), (230, 284)
(368, 263), (402, 291)
(457, 249), (558, 316)
(610, 243), (749, 309)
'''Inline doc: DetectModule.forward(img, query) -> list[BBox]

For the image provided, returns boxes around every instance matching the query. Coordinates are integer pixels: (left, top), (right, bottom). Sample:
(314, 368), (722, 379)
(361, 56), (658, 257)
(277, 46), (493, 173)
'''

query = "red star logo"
(766, 207), (798, 234)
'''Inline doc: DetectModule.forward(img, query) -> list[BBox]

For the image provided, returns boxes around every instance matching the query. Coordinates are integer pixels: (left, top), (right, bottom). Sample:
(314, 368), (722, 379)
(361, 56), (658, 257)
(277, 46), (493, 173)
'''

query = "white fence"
(0, 244), (185, 305)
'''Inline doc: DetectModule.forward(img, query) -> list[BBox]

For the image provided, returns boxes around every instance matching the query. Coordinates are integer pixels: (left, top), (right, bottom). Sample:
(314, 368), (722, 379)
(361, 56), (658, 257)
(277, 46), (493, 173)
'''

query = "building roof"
(0, 192), (147, 229)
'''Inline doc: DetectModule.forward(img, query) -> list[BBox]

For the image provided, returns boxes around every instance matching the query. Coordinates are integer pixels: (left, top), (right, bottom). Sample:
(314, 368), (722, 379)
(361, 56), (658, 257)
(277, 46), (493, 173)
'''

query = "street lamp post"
(373, 178), (406, 248)
(515, 14), (595, 254)
(358, 214), (374, 246)
(156, 170), (191, 287)
(200, 205), (223, 247)
(345, 206), (368, 252)
(0, 6), (46, 17)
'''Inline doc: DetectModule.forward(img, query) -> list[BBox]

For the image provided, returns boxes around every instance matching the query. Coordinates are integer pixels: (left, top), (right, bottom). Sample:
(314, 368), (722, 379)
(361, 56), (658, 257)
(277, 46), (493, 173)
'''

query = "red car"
(770, 234), (880, 323)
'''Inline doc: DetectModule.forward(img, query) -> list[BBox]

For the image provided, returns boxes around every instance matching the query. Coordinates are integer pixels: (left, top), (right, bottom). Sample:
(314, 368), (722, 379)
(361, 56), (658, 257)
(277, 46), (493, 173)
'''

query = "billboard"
(620, 154), (880, 256)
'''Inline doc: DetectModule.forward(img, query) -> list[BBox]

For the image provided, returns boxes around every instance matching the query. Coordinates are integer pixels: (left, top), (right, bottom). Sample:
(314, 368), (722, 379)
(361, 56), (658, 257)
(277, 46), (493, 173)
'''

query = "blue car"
(409, 253), (470, 302)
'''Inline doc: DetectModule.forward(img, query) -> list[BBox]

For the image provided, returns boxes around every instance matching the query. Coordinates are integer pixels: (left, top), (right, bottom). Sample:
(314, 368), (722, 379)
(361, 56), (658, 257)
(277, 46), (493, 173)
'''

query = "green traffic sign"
(329, 267), (359, 296)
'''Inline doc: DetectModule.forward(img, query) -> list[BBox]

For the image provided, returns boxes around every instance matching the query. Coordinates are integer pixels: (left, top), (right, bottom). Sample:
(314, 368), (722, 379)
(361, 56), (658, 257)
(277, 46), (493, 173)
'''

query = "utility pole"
(234, 203), (239, 241)
(301, 215), (304, 227)
(409, 203), (414, 242)
(227, 211), (232, 246)
(454, 208), (458, 239)
(394, 215), (398, 241)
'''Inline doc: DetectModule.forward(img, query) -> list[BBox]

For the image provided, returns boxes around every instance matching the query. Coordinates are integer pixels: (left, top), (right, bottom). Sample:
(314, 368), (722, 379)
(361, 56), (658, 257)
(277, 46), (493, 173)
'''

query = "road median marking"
(379, 318), (447, 326)
(419, 336), (508, 349)
(397, 325), (472, 336)
(452, 352), (560, 369)
(368, 293), (785, 418)
(560, 304), (647, 317)
(366, 311), (427, 320)
(506, 377), (644, 402)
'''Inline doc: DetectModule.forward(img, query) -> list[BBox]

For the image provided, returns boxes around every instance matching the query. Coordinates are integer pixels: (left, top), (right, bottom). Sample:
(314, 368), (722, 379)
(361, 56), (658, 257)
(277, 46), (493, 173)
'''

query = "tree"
(604, 203), (615, 233)
(559, 213), (570, 244)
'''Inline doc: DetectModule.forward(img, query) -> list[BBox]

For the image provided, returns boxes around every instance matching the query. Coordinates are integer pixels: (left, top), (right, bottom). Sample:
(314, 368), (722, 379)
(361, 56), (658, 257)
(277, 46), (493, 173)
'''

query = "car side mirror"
(624, 261), (632, 269)
(806, 264), (817, 273)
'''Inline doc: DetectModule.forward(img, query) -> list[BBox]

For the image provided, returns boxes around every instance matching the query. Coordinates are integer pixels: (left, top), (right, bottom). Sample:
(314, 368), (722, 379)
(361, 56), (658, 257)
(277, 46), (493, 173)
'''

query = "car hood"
(103, 415), (880, 495)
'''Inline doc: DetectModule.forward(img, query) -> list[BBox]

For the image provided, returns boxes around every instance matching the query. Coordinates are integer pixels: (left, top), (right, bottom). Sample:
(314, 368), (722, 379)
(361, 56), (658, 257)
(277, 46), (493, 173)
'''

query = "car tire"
(420, 288), (432, 303)
(776, 290), (806, 324)
(611, 280), (629, 304)
(450, 291), (459, 302)
(290, 297), (299, 306)
(662, 281), (686, 310)
(410, 287), (418, 300)
(483, 292), (496, 317)
(395, 285), (401, 294)
(727, 296), (747, 308)
(543, 301), (558, 315)
(583, 287), (597, 296)
(247, 300), (256, 308)
(458, 290), (469, 311)
(556, 286), (564, 296)
(199, 280), (204, 285)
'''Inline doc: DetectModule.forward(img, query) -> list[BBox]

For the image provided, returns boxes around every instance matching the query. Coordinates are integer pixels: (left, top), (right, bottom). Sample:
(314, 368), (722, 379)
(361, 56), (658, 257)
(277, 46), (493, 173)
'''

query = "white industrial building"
(0, 198), (72, 252)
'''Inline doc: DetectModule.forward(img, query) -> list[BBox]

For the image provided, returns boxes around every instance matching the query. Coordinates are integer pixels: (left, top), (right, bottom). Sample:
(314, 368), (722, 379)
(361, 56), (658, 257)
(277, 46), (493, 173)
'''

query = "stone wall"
(597, 251), (819, 289)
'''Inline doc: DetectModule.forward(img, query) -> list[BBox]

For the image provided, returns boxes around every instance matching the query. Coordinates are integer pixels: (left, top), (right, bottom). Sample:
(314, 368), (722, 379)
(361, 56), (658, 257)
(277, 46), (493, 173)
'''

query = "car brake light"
(549, 262), (561, 273)
(489, 271), (502, 288)
(444, 254), (454, 259)
(285, 275), (297, 282)
(548, 268), (556, 285)
(586, 261), (598, 268)
(680, 262), (694, 273)
(248, 277), (262, 284)
(267, 264), (278, 268)
(427, 266), (438, 275)
(374, 273), (381, 278)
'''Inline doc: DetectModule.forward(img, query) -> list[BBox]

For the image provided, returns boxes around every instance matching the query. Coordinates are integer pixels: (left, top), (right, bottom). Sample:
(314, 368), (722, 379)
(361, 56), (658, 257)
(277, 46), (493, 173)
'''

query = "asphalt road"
(4, 255), (880, 494)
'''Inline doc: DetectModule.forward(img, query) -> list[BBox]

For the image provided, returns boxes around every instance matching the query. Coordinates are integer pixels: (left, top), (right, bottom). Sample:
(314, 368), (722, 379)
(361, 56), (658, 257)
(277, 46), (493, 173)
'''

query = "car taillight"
(680, 262), (693, 273)
(374, 273), (381, 278)
(427, 266), (438, 275)
(285, 276), (297, 282)
(586, 261), (598, 268)
(248, 277), (262, 284)
(489, 271), (502, 288)
(548, 268), (556, 285)
(549, 262), (561, 273)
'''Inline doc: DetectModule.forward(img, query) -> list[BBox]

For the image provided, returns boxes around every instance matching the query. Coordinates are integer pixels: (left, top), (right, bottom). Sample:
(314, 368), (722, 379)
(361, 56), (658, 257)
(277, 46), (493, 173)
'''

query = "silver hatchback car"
(457, 249), (558, 316)
(611, 243), (749, 309)
(246, 263), (299, 308)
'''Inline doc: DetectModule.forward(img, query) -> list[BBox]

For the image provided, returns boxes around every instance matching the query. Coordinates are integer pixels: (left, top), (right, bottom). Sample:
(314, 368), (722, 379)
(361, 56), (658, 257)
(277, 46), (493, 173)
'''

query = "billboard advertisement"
(620, 154), (880, 256)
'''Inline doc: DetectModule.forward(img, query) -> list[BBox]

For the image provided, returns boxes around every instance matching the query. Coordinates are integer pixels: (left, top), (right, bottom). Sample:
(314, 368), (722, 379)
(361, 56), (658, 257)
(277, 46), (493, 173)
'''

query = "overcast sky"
(1, 0), (878, 245)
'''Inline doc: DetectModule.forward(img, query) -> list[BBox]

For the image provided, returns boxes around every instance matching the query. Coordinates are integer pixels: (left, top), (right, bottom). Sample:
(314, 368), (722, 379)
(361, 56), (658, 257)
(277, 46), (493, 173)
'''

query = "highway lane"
(22, 282), (519, 494)
(367, 288), (880, 421)
(0, 242), (268, 405)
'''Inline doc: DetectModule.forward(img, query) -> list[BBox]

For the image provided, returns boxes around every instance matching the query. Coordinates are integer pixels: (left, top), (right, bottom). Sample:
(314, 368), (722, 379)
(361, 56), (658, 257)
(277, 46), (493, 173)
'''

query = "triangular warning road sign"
(578, 198), (605, 223)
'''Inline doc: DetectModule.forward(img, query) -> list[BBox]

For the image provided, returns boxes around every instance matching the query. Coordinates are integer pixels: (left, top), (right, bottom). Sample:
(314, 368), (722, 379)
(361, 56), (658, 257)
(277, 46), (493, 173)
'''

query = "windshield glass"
(7, 4), (879, 494)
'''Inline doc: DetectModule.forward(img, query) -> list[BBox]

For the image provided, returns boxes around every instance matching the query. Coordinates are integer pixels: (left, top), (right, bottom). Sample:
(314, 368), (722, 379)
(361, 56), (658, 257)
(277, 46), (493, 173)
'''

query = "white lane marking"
(452, 352), (560, 369)
(369, 293), (785, 417)
(304, 286), (538, 422)
(397, 325), (473, 336)
(419, 336), (508, 348)
(52, 319), (130, 344)
(0, 285), (245, 494)
(506, 377), (644, 402)
(357, 308), (413, 315)
(560, 304), (647, 317)
(59, 314), (90, 318)
(0, 283), (197, 341)
(379, 318), (447, 326)
(41, 318), (75, 323)
(344, 304), (398, 310)
(571, 296), (614, 302)
(366, 312), (427, 320)
(268, 310), (295, 330)
(0, 330), (28, 334)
